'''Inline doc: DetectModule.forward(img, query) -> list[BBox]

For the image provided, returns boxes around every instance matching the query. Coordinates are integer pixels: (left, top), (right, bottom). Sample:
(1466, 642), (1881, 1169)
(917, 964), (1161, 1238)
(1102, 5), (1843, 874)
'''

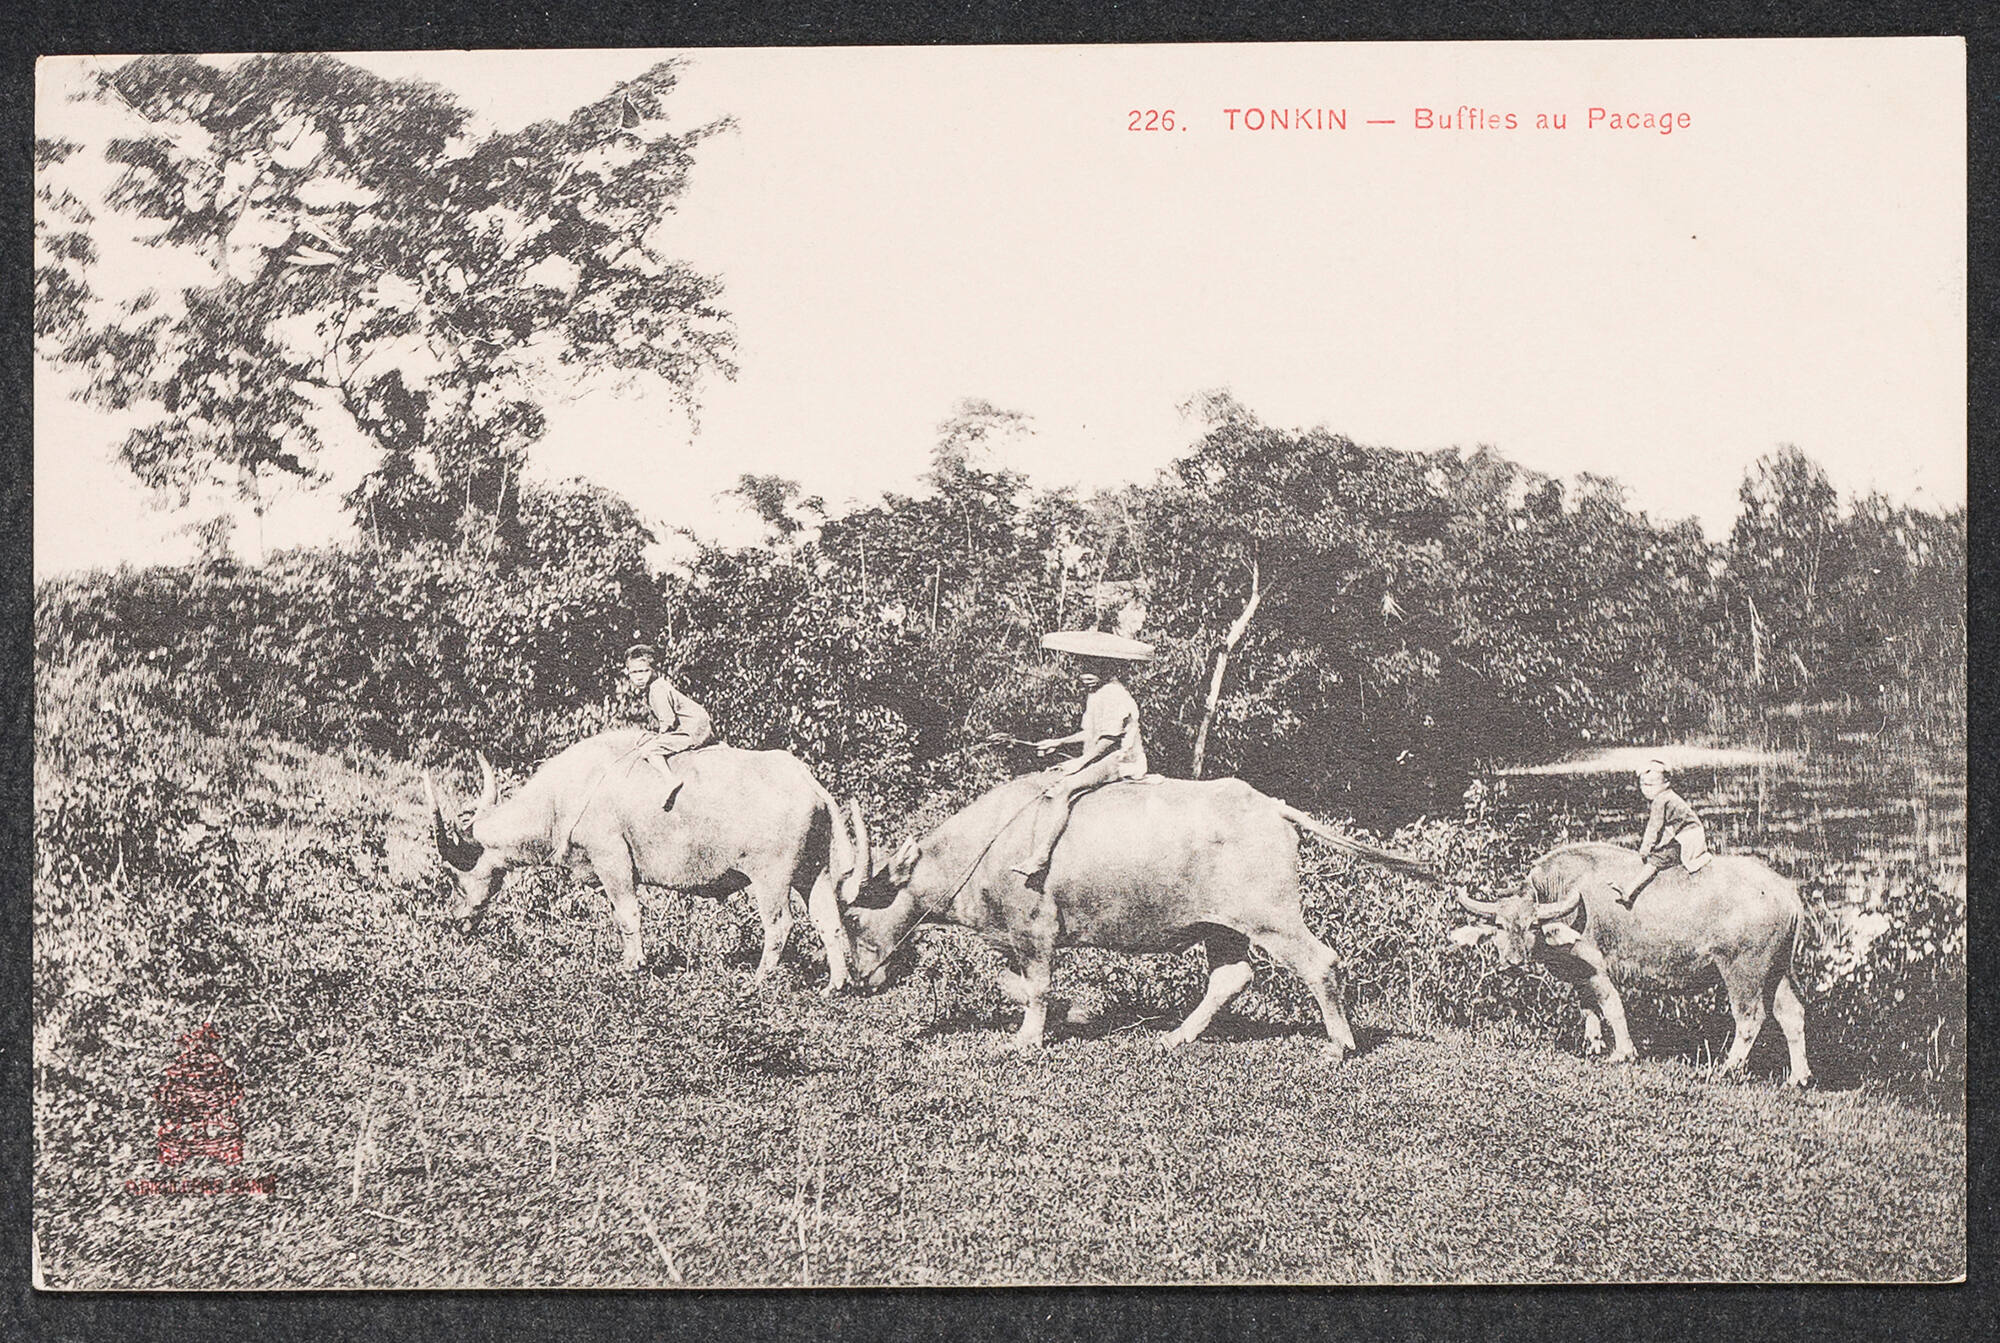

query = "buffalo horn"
(424, 772), (483, 872)
(1534, 887), (1585, 924)
(476, 751), (499, 812)
(1456, 889), (1501, 919)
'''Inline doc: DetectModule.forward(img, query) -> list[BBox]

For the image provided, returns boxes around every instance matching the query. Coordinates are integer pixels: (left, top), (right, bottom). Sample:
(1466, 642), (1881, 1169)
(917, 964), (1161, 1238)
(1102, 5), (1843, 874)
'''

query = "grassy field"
(33, 722), (1965, 1288)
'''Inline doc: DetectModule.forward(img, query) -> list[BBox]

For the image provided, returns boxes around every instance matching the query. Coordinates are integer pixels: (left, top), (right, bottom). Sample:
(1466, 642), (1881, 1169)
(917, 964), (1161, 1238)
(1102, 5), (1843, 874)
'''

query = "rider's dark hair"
(624, 644), (659, 665)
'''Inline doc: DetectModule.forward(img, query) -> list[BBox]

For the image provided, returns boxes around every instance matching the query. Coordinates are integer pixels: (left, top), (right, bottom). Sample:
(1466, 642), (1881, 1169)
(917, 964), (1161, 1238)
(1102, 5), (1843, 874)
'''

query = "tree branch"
(1191, 553), (1262, 778)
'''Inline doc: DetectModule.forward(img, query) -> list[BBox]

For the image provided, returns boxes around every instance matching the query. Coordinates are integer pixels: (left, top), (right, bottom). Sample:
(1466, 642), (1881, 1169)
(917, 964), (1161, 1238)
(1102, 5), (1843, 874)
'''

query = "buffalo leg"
(1579, 1005), (1608, 1056)
(598, 852), (646, 971)
(1580, 972), (1637, 1064)
(1552, 943), (1636, 1064)
(751, 881), (795, 985)
(1717, 963), (1769, 1075)
(997, 905), (1060, 1051)
(1001, 951), (1054, 1052)
(1771, 976), (1813, 1088)
(1257, 927), (1357, 1058)
(1164, 932), (1255, 1049)
(803, 870), (852, 994)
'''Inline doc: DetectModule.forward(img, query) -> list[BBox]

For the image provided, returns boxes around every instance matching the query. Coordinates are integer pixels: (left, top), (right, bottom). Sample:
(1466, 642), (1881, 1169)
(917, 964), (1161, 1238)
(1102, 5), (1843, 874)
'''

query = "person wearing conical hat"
(1609, 756), (1712, 905)
(1010, 631), (1152, 880)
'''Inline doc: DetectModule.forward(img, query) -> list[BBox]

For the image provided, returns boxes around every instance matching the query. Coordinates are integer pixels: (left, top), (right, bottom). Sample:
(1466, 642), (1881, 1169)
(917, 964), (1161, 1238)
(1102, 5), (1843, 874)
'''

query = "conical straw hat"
(1039, 629), (1154, 661)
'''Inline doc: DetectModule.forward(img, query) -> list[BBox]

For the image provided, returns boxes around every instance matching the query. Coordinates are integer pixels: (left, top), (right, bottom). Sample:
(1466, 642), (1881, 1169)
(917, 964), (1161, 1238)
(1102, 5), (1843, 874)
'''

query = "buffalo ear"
(1540, 924), (1583, 947)
(1448, 924), (1496, 949)
(889, 836), (921, 886)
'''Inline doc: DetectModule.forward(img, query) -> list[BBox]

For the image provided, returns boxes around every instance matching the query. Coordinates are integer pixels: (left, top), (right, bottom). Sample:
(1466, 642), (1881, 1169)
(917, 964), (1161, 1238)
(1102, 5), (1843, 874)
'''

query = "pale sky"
(34, 40), (1966, 575)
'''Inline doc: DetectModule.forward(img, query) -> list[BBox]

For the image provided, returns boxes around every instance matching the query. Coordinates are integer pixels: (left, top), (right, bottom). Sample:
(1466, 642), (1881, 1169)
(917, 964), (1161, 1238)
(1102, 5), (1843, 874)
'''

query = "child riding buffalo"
(1610, 757), (1712, 905)
(622, 644), (716, 808)
(1009, 630), (1152, 881)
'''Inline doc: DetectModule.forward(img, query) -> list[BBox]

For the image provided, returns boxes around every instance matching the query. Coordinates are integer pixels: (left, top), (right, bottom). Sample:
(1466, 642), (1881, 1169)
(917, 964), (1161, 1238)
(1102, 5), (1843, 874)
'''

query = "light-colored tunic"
(1640, 787), (1712, 872)
(642, 677), (715, 754)
(1075, 681), (1147, 780)
(1017, 680), (1148, 875)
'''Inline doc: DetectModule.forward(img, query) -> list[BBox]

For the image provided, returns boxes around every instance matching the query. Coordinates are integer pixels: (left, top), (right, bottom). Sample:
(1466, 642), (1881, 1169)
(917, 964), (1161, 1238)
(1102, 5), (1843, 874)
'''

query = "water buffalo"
(834, 774), (1425, 1054)
(426, 730), (853, 987)
(1449, 842), (1812, 1086)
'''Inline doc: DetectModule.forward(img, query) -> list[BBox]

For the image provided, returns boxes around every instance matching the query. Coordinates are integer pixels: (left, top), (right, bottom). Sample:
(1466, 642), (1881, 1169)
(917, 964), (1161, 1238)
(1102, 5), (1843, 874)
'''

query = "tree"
(728, 473), (825, 544)
(39, 54), (734, 555)
(33, 137), (96, 341)
(1135, 393), (1458, 802)
(1723, 447), (1847, 697)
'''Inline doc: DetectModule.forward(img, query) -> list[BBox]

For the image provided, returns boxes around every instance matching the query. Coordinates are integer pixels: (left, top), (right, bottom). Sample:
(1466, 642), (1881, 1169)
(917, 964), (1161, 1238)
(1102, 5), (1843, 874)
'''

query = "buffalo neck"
(853, 879), (930, 951)
(906, 776), (1045, 918)
(469, 783), (559, 866)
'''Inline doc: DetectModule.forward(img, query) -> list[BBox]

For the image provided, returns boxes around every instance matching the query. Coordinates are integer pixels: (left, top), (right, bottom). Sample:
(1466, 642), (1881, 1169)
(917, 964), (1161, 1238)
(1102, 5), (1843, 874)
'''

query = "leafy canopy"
(37, 54), (734, 550)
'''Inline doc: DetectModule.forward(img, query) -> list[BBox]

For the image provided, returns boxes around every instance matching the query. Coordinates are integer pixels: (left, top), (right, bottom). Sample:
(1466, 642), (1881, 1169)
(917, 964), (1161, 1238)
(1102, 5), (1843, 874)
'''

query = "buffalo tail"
(1279, 804), (1433, 877)
(810, 775), (855, 884)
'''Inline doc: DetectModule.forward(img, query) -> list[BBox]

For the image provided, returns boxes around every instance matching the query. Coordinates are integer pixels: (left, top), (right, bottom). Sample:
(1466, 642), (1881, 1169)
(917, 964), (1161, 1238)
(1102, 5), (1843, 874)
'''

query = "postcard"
(32, 39), (1964, 1287)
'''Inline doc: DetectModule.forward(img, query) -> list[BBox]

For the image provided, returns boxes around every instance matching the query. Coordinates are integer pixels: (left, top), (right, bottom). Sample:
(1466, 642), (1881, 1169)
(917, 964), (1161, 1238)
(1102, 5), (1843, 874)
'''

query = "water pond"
(1486, 741), (1965, 909)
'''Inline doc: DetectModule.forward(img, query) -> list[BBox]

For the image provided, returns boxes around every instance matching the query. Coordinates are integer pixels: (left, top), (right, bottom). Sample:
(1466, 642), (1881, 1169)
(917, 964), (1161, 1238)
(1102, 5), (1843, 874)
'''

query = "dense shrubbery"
(33, 410), (1965, 1095)
(33, 652), (268, 1133)
(1799, 867), (1966, 1091)
(35, 419), (1965, 821)
(37, 480), (664, 768)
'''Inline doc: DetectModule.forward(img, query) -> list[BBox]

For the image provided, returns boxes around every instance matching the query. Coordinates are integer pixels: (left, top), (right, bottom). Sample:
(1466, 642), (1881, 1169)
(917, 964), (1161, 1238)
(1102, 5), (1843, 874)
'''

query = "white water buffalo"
(426, 730), (853, 987)
(834, 774), (1425, 1054)
(1449, 841), (1812, 1086)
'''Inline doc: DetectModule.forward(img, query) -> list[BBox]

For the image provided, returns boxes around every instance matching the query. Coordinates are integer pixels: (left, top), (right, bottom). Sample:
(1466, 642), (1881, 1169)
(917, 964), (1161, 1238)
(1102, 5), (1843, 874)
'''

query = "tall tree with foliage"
(1722, 446), (1964, 732)
(1134, 393), (1459, 807)
(1722, 446), (1848, 697)
(37, 54), (734, 554)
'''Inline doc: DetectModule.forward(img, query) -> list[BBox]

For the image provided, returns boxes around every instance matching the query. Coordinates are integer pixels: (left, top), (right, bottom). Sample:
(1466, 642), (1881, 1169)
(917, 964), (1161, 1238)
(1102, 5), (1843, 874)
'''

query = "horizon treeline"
(36, 394), (1965, 825)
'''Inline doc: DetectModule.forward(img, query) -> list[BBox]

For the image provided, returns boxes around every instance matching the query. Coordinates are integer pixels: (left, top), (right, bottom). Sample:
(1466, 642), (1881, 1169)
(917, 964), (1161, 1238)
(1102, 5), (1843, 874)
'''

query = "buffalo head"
(424, 753), (505, 925)
(835, 800), (923, 990)
(1448, 882), (1584, 967)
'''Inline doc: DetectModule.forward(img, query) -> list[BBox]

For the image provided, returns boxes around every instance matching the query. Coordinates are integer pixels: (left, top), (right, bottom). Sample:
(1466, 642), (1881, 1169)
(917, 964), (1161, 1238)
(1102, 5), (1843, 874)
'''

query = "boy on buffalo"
(1610, 757), (1712, 905)
(622, 644), (715, 808)
(1008, 630), (1152, 881)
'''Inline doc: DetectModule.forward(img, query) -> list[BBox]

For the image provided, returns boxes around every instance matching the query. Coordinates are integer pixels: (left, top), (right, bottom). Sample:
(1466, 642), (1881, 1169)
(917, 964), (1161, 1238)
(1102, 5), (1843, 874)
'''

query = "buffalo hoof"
(1160, 1031), (1194, 1051)
(1319, 1042), (1352, 1064)
(1582, 1037), (1609, 1058)
(1784, 1072), (1814, 1090)
(1605, 1048), (1638, 1066)
(995, 1036), (1045, 1055)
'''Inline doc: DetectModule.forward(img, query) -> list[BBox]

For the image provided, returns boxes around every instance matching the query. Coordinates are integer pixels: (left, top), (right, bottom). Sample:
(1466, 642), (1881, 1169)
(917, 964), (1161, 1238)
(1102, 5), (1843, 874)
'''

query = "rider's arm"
(1059, 729), (1122, 775)
(672, 690), (715, 747)
(1059, 695), (1132, 774)
(646, 678), (681, 731)
(1638, 795), (1665, 855)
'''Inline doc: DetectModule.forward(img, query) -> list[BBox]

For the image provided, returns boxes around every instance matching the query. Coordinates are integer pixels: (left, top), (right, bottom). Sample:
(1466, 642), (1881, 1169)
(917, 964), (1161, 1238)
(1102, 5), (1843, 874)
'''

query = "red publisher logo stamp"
(152, 1022), (244, 1165)
(125, 1023), (277, 1197)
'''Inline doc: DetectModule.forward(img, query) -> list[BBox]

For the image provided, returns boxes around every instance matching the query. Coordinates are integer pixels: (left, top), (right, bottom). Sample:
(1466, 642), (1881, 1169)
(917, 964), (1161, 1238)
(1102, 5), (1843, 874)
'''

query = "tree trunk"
(1746, 592), (1765, 689)
(1191, 557), (1262, 779)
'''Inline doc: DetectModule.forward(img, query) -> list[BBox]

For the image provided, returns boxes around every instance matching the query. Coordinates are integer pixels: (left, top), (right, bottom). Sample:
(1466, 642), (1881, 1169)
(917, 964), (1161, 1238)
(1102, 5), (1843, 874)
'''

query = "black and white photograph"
(30, 39), (1966, 1287)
